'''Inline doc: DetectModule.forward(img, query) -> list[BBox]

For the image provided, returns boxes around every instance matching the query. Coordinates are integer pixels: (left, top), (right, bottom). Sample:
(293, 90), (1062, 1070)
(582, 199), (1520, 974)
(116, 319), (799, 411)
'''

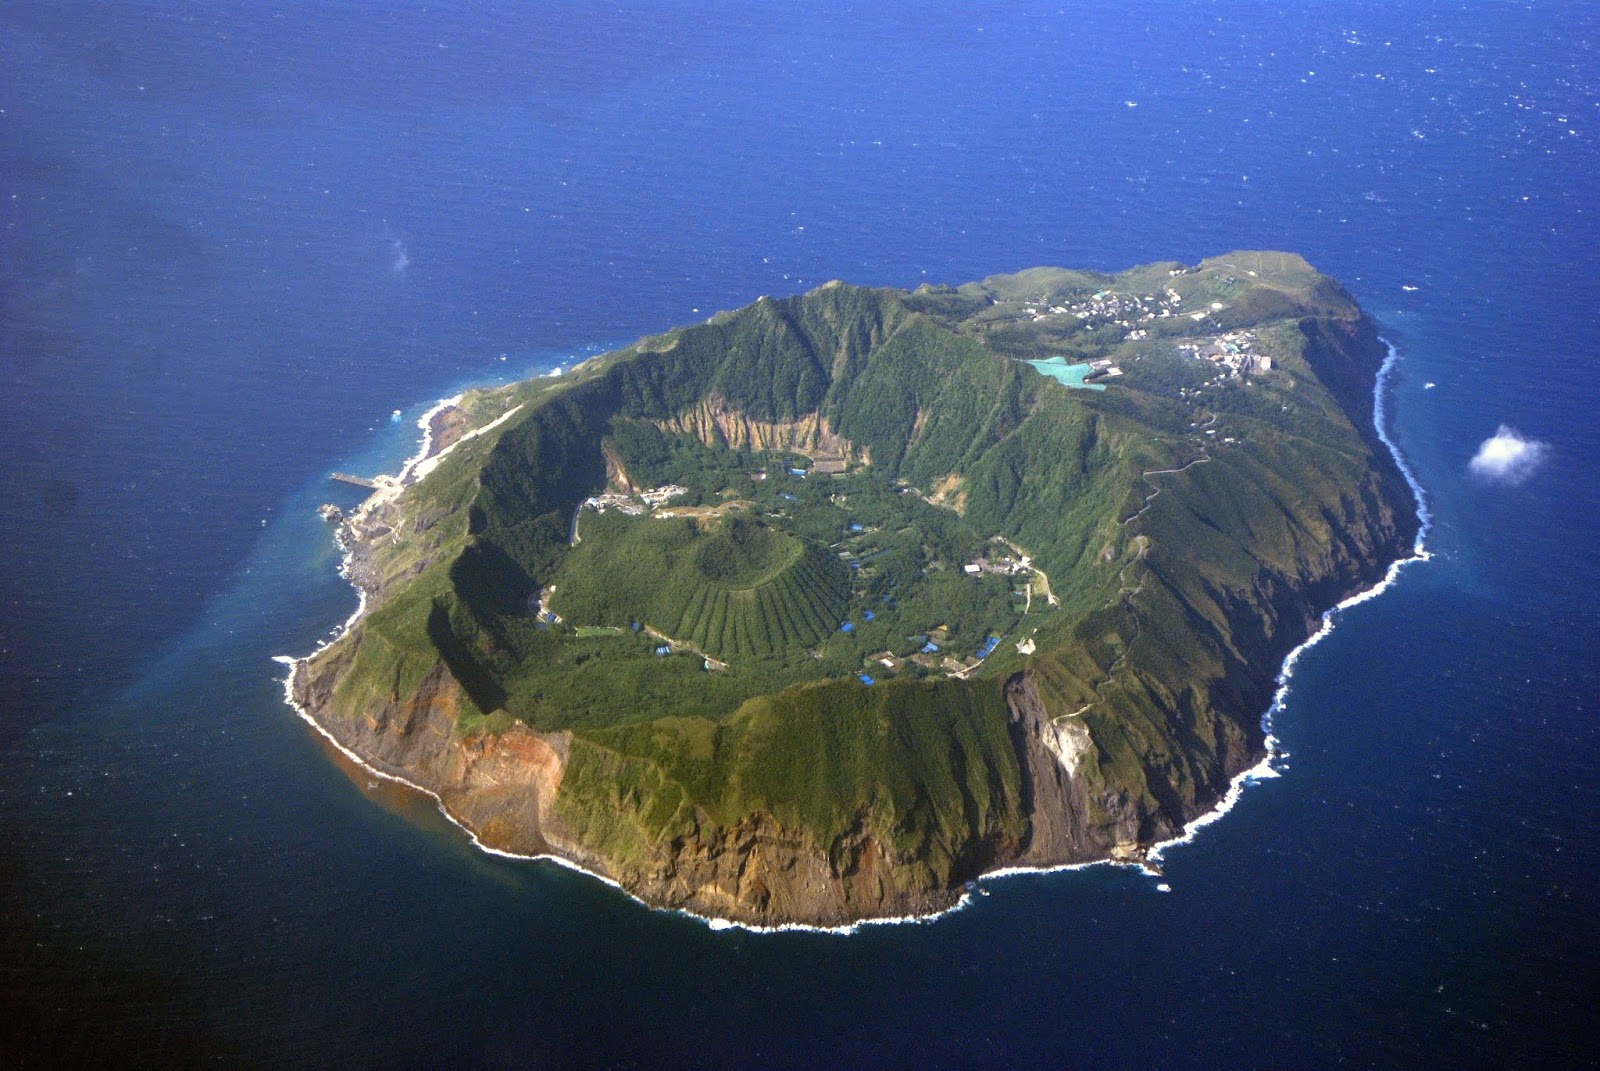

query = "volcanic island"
(286, 252), (1419, 928)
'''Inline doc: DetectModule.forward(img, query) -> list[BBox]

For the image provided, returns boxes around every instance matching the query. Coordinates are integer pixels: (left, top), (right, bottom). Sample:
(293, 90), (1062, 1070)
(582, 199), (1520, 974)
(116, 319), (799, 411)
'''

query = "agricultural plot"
(549, 462), (1026, 673)
(552, 513), (852, 660)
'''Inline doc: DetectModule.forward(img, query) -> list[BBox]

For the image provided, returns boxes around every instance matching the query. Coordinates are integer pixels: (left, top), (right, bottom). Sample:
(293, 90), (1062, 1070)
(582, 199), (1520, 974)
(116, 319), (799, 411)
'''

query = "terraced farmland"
(552, 513), (849, 660)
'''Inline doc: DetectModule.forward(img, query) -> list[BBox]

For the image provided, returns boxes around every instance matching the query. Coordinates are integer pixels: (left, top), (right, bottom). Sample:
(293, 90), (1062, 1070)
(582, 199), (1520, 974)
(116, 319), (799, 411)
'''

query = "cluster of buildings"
(962, 551), (1030, 578)
(533, 584), (562, 625)
(893, 627), (1003, 679)
(963, 537), (1058, 613)
(1017, 285), (1193, 344)
(826, 515), (886, 572)
(580, 484), (689, 517)
(1175, 330), (1274, 377)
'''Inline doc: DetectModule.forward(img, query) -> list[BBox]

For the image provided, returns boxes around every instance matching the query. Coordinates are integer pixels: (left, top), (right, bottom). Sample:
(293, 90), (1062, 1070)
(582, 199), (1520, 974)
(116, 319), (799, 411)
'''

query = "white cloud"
(1468, 425), (1549, 484)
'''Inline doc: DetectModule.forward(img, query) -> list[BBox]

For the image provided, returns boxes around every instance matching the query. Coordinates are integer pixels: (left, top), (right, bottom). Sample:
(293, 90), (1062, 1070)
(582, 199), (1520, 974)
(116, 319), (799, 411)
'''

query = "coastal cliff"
(288, 253), (1419, 927)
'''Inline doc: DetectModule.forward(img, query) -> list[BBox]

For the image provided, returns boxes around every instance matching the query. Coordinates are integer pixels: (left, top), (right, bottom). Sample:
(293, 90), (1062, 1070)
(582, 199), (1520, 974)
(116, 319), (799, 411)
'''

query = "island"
(286, 252), (1420, 928)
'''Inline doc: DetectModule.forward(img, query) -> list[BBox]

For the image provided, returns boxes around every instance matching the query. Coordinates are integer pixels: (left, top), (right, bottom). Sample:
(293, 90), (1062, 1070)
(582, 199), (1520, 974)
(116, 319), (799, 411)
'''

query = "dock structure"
(330, 472), (379, 490)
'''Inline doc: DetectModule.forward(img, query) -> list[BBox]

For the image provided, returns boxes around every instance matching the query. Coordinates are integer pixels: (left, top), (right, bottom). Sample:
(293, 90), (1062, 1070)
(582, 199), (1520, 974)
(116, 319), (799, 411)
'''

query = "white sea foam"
(396, 395), (464, 485)
(408, 402), (522, 485)
(698, 893), (976, 936)
(298, 396), (462, 657)
(1139, 337), (1431, 868)
(1374, 339), (1434, 553)
(275, 338), (1434, 935)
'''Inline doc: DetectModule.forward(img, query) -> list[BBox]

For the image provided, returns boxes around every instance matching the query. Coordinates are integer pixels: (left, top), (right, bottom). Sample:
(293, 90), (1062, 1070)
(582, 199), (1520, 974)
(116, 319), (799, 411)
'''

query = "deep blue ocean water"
(3, 3), (1597, 1066)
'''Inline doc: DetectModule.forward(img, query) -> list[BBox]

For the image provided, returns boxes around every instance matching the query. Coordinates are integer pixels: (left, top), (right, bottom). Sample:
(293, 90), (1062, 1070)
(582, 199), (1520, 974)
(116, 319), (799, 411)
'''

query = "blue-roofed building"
(849, 523), (864, 532)
(922, 641), (940, 654)
(789, 468), (807, 477)
(863, 610), (875, 621)
(839, 622), (854, 633)
(655, 645), (672, 656)
(858, 675), (876, 686)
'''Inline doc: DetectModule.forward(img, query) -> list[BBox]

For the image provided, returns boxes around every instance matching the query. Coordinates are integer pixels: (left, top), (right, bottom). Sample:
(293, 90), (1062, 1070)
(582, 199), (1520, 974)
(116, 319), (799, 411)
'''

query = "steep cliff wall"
(295, 648), (572, 860)
(657, 395), (864, 468)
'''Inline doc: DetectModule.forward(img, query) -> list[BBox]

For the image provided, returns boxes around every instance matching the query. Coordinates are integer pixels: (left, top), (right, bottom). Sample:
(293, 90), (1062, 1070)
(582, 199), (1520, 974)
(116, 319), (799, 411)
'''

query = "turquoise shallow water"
(1025, 356), (1107, 390)
(3, 3), (1597, 1066)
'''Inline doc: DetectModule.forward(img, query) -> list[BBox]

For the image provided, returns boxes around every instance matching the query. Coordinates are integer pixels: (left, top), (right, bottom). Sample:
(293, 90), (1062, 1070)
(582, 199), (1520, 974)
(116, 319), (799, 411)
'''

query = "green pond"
(1024, 356), (1106, 390)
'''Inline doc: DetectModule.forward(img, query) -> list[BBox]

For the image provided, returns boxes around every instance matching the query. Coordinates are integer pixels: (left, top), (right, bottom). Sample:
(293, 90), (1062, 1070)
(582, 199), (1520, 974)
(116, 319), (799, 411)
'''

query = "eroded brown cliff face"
(1004, 674), (1139, 864)
(294, 652), (572, 859)
(294, 644), (984, 925)
(657, 396), (865, 470)
(295, 650), (1174, 926)
(298, 637), (1038, 926)
(580, 813), (977, 927)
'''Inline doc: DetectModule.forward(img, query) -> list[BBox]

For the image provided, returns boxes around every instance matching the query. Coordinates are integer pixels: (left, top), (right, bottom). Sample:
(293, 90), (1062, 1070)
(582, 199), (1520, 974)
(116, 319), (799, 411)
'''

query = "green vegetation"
(555, 676), (1025, 885)
(554, 514), (849, 659)
(306, 252), (1416, 914)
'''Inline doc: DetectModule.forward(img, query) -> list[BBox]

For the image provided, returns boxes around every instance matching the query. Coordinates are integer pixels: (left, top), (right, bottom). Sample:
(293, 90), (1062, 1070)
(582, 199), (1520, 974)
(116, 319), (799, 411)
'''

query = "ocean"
(3, 2), (1596, 1066)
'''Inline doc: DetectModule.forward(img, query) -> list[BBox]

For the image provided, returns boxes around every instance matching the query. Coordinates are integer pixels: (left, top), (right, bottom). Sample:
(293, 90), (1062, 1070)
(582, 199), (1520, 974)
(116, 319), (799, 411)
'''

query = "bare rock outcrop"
(658, 396), (864, 470)
(294, 653), (572, 859)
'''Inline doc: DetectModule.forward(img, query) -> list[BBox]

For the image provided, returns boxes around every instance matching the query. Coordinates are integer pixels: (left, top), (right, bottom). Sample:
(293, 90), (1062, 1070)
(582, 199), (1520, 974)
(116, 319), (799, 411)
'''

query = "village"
(993, 276), (1281, 388)
(1013, 281), (1192, 344)
(1174, 328), (1274, 377)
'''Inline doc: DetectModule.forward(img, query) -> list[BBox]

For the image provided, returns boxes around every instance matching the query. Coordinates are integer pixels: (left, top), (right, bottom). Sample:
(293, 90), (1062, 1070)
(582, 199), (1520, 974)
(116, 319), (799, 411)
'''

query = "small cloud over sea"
(1468, 425), (1549, 484)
